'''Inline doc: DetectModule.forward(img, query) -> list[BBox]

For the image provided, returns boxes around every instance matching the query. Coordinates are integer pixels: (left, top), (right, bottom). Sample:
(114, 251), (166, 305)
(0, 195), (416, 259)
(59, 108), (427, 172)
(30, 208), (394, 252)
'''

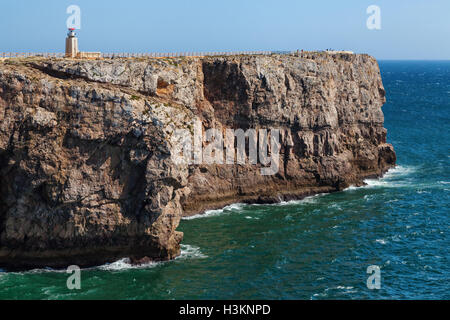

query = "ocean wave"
(311, 292), (328, 299)
(177, 244), (208, 260)
(97, 244), (206, 271)
(183, 192), (331, 221)
(183, 165), (420, 221)
(344, 165), (417, 191)
(2, 266), (68, 275)
(278, 193), (327, 206)
(317, 285), (358, 296)
(182, 203), (245, 220)
(343, 185), (361, 191)
(0, 245), (207, 274)
(98, 258), (160, 271)
(335, 286), (355, 290)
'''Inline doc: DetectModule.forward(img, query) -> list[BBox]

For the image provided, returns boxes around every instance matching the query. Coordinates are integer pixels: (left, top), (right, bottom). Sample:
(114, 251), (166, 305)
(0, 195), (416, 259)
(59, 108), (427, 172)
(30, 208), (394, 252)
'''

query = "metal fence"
(0, 52), (66, 58)
(0, 51), (275, 59)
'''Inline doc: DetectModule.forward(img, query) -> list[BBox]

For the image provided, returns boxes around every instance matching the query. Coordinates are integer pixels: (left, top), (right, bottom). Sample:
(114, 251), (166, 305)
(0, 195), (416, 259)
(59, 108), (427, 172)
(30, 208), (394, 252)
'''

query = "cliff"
(0, 53), (395, 270)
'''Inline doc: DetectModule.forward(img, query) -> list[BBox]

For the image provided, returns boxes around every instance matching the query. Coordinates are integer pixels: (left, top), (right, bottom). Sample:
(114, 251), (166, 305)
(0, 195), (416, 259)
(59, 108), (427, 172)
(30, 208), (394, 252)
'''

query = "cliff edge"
(0, 53), (396, 270)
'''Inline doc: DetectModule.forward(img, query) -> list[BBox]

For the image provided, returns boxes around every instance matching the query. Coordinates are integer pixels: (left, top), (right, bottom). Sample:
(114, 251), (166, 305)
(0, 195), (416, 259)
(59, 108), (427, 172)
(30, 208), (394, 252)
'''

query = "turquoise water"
(0, 61), (449, 300)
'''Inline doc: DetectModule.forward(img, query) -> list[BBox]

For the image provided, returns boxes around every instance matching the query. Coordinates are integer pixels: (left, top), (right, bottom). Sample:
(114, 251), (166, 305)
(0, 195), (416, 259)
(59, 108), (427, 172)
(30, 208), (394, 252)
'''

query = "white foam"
(345, 165), (417, 191)
(311, 292), (328, 299)
(182, 203), (245, 220)
(336, 286), (354, 290)
(6, 267), (68, 275)
(321, 286), (357, 294)
(177, 244), (207, 260)
(97, 244), (206, 271)
(3, 260), (157, 274)
(0, 244), (206, 274)
(183, 192), (331, 221)
(328, 203), (342, 210)
(275, 193), (328, 206)
(98, 258), (160, 271)
(382, 165), (416, 178)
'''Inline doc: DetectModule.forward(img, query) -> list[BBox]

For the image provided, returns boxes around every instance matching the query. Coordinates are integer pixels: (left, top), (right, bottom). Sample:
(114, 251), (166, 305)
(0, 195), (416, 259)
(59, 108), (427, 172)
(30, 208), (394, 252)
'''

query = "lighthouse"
(64, 28), (101, 59)
(65, 28), (78, 58)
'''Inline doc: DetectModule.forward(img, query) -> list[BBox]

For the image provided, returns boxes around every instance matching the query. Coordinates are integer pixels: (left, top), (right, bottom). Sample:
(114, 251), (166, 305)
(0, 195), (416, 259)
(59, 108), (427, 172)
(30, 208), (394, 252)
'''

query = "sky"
(0, 0), (449, 60)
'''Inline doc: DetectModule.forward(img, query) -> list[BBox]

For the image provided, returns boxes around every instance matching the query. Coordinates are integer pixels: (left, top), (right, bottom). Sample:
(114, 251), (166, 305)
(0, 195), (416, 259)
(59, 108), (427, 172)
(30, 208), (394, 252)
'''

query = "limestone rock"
(0, 53), (395, 270)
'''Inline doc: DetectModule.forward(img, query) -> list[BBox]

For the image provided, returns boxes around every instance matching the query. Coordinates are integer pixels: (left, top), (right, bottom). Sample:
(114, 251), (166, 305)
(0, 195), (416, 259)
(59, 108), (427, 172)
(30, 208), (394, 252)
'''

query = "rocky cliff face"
(0, 53), (395, 270)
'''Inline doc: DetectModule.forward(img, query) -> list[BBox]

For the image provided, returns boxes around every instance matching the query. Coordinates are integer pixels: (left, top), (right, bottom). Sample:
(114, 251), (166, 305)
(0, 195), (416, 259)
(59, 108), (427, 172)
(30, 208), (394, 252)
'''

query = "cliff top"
(0, 51), (370, 65)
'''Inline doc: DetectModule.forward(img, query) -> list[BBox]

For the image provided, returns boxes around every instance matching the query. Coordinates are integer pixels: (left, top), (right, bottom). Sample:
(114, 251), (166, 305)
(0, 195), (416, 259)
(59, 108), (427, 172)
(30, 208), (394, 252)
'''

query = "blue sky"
(0, 0), (449, 60)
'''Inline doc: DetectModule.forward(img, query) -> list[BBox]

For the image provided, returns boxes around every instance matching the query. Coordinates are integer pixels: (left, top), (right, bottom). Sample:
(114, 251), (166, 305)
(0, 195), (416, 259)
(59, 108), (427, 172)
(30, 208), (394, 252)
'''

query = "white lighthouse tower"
(65, 28), (79, 58)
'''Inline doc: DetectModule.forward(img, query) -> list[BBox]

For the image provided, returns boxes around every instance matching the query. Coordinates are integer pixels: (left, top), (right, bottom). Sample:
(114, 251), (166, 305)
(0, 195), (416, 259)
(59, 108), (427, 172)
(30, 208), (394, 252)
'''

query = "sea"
(0, 61), (448, 300)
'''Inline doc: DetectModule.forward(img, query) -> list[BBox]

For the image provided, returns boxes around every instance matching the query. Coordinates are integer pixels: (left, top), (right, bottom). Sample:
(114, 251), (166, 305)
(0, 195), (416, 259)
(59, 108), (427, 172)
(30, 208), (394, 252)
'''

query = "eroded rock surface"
(0, 53), (395, 269)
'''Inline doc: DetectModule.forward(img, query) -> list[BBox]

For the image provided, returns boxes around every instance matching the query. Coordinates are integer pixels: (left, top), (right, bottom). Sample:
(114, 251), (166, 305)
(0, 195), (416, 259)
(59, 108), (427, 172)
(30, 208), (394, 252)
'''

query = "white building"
(65, 28), (101, 59)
